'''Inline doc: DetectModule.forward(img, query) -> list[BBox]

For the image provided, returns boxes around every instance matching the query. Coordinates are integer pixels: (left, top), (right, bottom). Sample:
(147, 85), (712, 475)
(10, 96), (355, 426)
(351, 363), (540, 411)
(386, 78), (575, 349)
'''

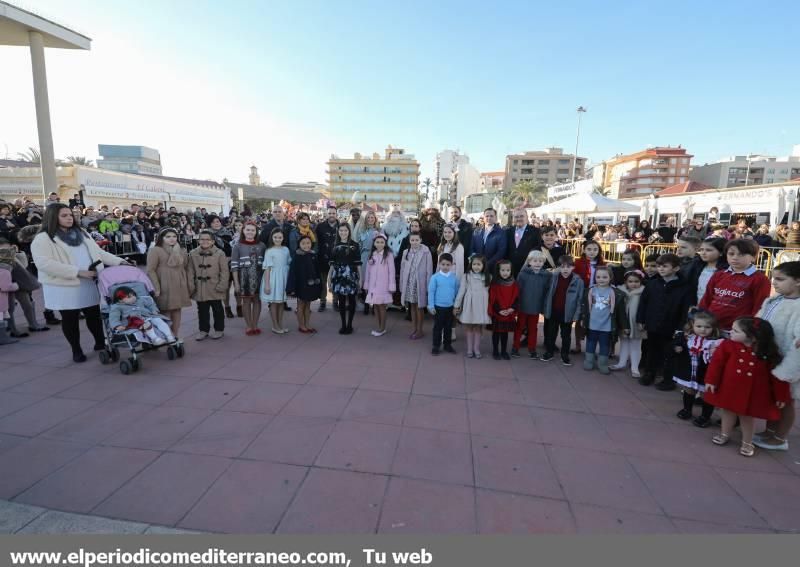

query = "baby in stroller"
(109, 286), (175, 346)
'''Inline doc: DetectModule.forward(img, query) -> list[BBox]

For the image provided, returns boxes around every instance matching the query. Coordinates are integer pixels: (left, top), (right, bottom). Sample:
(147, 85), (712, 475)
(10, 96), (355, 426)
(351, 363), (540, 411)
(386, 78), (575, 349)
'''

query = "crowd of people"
(0, 197), (797, 459)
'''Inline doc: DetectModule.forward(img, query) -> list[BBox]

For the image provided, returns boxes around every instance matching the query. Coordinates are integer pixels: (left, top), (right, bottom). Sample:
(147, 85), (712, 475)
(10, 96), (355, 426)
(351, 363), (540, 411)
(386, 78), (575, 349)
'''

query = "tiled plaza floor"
(1, 301), (799, 534)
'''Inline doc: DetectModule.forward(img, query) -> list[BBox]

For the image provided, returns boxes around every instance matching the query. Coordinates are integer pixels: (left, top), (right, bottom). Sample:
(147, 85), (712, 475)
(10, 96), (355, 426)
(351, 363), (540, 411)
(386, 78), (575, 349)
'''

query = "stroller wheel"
(120, 360), (132, 375)
(167, 346), (177, 361)
(98, 350), (110, 365)
(132, 358), (141, 372)
(110, 347), (120, 362)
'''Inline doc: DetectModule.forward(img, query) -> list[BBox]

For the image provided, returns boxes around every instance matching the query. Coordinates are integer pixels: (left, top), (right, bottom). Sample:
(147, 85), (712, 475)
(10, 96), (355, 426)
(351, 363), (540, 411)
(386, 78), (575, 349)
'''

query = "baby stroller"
(96, 265), (185, 374)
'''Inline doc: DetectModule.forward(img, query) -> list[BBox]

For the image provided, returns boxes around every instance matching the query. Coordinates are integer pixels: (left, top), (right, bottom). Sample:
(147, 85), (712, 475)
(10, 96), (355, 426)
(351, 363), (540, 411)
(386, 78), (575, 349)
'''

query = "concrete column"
(28, 30), (57, 203)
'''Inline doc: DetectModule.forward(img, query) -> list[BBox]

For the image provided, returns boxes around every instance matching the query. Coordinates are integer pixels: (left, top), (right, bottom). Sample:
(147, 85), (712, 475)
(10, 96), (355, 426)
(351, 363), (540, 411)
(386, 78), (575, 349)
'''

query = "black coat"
(259, 219), (293, 247)
(506, 225), (543, 276)
(455, 219), (473, 268)
(286, 250), (322, 302)
(636, 273), (691, 335)
(683, 256), (727, 304)
(315, 220), (339, 268)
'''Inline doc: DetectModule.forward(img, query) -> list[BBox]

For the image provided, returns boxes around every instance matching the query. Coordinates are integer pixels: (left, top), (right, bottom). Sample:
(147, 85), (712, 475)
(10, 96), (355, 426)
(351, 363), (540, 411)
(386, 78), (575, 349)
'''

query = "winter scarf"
(297, 224), (316, 243)
(57, 227), (84, 247)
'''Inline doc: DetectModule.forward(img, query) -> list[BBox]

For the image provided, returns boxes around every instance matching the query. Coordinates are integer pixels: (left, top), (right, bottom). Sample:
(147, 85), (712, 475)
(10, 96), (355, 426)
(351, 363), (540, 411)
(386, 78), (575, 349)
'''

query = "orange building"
(599, 146), (693, 198)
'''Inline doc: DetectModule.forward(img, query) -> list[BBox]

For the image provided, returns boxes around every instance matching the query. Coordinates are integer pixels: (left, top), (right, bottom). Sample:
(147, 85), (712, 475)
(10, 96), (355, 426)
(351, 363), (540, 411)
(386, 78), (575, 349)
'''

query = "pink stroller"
(97, 265), (185, 374)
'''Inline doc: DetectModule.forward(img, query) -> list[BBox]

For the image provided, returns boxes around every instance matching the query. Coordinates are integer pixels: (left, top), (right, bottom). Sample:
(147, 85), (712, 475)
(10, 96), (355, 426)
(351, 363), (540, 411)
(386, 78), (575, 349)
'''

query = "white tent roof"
(537, 192), (640, 214)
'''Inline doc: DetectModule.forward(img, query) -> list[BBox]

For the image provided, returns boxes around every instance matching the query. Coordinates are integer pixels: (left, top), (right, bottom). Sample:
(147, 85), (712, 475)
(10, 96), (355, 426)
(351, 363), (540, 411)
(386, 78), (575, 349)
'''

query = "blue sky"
(3, 0), (798, 184)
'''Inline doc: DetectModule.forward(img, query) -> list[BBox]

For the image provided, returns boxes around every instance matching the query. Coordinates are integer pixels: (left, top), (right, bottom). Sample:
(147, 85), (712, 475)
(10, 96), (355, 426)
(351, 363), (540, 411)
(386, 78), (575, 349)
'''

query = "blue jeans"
(586, 329), (611, 356)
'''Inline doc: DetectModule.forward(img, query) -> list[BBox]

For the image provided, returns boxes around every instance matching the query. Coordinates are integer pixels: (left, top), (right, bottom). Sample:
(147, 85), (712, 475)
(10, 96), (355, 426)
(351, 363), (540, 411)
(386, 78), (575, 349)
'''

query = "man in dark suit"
(506, 208), (542, 277)
(450, 205), (473, 270)
(471, 208), (507, 275)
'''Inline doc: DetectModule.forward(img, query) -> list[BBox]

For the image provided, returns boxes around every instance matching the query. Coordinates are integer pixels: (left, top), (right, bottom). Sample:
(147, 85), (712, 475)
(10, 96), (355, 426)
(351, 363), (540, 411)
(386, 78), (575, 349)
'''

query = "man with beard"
(315, 206), (339, 312)
(451, 206), (472, 270)
(419, 208), (445, 265)
(382, 206), (409, 310)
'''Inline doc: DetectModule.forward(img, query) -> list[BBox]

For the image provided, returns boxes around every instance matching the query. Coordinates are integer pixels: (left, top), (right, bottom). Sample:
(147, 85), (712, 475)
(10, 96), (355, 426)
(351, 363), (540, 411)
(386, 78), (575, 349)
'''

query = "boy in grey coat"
(542, 256), (585, 365)
(512, 251), (553, 358)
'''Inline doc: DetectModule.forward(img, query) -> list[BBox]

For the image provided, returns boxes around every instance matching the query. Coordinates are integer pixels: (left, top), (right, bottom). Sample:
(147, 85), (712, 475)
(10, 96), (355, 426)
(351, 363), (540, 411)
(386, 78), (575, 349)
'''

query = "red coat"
(703, 340), (791, 420)
(489, 280), (519, 332)
(574, 257), (605, 287)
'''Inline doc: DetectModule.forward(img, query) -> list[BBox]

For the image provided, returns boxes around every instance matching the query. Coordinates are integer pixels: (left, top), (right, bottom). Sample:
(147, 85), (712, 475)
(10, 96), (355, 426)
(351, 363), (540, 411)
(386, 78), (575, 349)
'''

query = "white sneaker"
(609, 364), (626, 371)
(209, 330), (224, 340)
(752, 438), (789, 451)
(374, 330), (387, 337)
(152, 337), (167, 346)
(195, 332), (208, 341)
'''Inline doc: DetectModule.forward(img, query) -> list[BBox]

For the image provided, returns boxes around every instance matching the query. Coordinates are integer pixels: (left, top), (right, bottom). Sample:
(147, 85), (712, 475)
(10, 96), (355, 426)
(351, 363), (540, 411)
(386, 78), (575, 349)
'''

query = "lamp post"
(744, 153), (754, 186)
(571, 106), (587, 183)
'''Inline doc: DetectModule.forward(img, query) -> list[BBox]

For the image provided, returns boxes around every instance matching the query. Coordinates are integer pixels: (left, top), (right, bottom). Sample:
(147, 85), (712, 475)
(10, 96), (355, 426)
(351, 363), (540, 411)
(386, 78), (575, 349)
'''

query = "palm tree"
(65, 156), (93, 166)
(503, 180), (547, 209)
(420, 177), (433, 201)
(16, 147), (41, 164)
(592, 185), (611, 197)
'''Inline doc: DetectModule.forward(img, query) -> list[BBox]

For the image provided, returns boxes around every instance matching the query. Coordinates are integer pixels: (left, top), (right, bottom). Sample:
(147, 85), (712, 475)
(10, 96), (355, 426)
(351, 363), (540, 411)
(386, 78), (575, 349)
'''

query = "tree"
(592, 185), (611, 196)
(502, 180), (547, 209)
(420, 177), (433, 201)
(16, 147), (41, 164)
(65, 156), (93, 166)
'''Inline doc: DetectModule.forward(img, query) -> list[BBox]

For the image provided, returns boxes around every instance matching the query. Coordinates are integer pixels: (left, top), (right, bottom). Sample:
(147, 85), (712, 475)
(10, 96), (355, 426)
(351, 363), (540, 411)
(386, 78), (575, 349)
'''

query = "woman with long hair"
(147, 227), (191, 336)
(30, 204), (126, 362)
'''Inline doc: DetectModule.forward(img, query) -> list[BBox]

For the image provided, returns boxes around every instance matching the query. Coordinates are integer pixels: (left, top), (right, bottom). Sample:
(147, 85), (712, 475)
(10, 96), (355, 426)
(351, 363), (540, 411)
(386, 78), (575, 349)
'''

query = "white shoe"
(609, 364), (626, 371)
(370, 330), (379, 336)
(374, 330), (387, 337)
(752, 438), (789, 451)
(209, 330), (224, 340)
(195, 332), (208, 341)
(165, 335), (176, 343)
(152, 337), (167, 346)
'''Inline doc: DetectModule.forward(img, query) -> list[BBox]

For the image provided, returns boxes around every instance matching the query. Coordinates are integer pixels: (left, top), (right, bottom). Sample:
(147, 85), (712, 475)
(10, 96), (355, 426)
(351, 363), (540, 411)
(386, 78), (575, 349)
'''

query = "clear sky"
(2, 0), (798, 186)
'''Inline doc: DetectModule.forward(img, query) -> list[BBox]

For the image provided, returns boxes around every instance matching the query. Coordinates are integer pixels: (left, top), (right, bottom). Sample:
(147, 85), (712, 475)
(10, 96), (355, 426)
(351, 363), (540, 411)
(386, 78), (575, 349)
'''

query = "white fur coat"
(758, 295), (800, 400)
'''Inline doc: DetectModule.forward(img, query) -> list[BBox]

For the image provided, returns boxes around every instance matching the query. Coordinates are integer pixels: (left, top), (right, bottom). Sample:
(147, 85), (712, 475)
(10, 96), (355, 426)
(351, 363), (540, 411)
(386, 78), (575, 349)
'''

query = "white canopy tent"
(535, 192), (640, 216)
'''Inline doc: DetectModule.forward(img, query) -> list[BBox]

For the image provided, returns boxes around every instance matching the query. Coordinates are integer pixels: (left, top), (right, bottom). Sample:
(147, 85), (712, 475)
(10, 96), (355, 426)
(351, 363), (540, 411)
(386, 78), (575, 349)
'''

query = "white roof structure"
(0, 2), (90, 49)
(1, 1), (91, 202)
(537, 192), (640, 215)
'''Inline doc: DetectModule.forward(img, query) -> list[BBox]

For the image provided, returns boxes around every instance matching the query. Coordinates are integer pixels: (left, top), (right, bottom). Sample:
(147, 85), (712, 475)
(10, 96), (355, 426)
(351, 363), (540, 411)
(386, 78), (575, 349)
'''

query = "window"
(513, 160), (519, 165)
(681, 158), (690, 164)
(558, 159), (570, 164)
(521, 160), (534, 165)
(521, 168), (533, 174)
(537, 169), (549, 174)
(557, 169), (569, 174)
(669, 167), (676, 174)
(767, 168), (776, 174)
(538, 160), (550, 165)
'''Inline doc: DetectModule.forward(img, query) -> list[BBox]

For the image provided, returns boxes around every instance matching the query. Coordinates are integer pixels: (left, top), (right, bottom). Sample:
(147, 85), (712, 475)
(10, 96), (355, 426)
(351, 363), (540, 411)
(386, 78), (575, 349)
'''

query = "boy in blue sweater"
(428, 253), (460, 355)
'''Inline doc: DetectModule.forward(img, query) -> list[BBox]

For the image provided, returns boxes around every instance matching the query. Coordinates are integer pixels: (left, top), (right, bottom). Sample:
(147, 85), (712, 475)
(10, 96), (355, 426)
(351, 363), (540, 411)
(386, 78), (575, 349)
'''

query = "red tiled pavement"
(1, 304), (799, 533)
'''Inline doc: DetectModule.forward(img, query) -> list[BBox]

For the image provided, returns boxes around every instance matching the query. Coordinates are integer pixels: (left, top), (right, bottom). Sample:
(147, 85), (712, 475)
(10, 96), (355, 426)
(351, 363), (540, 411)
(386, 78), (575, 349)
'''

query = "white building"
(0, 163), (230, 213)
(97, 145), (162, 176)
(451, 162), (481, 205)
(690, 145), (800, 188)
(434, 149), (470, 202)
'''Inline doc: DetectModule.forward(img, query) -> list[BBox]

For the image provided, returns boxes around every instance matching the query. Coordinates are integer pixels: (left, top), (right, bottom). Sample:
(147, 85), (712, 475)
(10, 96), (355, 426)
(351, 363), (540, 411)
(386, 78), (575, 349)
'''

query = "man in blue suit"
(471, 208), (507, 275)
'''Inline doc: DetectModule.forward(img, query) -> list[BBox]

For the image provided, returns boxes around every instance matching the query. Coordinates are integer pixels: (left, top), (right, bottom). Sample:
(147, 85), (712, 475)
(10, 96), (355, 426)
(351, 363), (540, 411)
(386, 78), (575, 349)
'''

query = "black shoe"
(45, 315), (61, 325)
(638, 373), (655, 386)
(561, 356), (573, 367)
(510, 348), (520, 358)
(693, 396), (704, 406)
(29, 326), (50, 332)
(339, 327), (347, 335)
(10, 331), (30, 338)
(284, 303), (292, 312)
(318, 302), (327, 313)
(529, 351), (540, 360)
(225, 306), (235, 318)
(676, 408), (693, 420)
(344, 326), (354, 335)
(93, 344), (105, 351)
(363, 303), (370, 315)
(236, 305), (243, 317)
(692, 415), (712, 428)
(73, 351), (87, 363)
(492, 353), (501, 360)
(655, 380), (676, 391)
(501, 352), (511, 360)
(431, 348), (440, 356)
(540, 352), (554, 362)
(444, 345), (456, 354)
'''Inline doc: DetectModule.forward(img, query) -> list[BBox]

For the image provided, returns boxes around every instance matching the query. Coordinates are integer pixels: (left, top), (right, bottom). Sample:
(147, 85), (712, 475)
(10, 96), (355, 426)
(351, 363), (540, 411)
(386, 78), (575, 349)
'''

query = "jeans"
(543, 318), (573, 357)
(586, 329), (611, 356)
(197, 300), (225, 333)
(432, 306), (454, 348)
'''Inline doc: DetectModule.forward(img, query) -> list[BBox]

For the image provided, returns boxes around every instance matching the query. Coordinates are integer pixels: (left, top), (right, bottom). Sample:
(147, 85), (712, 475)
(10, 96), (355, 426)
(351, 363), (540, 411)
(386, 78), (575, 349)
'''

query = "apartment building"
(600, 146), (692, 198)
(327, 146), (420, 213)
(689, 145), (800, 188)
(504, 148), (585, 190)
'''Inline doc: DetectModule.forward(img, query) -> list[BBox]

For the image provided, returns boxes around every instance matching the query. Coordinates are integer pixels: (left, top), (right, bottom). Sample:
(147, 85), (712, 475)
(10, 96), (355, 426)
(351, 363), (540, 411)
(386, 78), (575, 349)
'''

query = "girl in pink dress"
(363, 234), (395, 337)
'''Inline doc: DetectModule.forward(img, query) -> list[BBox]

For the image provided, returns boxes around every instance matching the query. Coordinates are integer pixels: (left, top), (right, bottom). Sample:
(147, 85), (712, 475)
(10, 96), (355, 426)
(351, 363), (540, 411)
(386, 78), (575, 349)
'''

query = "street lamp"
(571, 106), (587, 183)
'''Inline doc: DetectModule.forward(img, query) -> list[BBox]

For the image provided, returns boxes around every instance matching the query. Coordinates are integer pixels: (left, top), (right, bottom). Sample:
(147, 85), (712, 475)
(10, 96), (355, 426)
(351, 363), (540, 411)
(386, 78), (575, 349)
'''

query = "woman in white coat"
(31, 204), (125, 362)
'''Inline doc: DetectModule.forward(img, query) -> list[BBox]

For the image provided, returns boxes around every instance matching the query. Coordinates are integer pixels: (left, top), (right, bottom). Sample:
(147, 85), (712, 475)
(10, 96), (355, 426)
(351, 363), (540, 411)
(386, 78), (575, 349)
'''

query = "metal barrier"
(641, 243), (777, 275)
(561, 238), (642, 263)
(775, 249), (800, 267)
(640, 243), (678, 261)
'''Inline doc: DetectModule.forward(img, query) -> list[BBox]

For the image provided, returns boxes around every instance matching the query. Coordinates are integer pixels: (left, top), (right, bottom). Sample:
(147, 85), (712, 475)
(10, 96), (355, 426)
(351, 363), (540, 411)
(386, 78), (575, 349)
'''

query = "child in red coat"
(704, 317), (791, 457)
(489, 259), (519, 360)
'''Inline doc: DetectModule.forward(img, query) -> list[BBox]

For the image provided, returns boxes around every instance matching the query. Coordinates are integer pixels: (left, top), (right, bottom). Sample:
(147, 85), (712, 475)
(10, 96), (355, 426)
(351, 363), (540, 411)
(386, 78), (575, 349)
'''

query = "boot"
(638, 372), (655, 386)
(583, 353), (595, 371)
(44, 310), (61, 325)
(225, 305), (235, 318)
(597, 355), (610, 375)
(236, 305), (243, 317)
(338, 305), (348, 334)
(0, 321), (19, 345)
(655, 378), (676, 391)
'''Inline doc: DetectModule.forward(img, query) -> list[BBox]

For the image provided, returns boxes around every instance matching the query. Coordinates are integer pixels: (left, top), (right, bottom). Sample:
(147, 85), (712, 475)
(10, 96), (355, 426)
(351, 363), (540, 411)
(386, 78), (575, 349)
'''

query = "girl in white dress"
(261, 228), (291, 334)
